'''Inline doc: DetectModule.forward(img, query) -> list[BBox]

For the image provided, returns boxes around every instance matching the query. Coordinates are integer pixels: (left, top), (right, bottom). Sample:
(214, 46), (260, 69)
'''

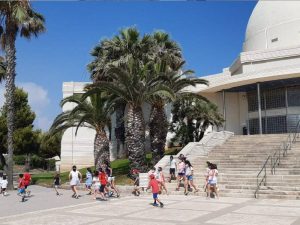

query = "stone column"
(257, 83), (263, 134)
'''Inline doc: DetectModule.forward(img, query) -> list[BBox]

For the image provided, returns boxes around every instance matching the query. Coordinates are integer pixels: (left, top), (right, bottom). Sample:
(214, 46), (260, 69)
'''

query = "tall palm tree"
(88, 27), (154, 158)
(50, 92), (114, 169)
(149, 61), (208, 165)
(170, 97), (223, 145)
(86, 58), (174, 171)
(191, 100), (224, 141)
(0, 1), (45, 189)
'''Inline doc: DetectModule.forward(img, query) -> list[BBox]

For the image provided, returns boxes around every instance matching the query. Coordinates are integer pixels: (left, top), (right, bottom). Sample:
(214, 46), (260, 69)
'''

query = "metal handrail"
(255, 119), (300, 199)
(254, 155), (271, 198)
(271, 120), (300, 175)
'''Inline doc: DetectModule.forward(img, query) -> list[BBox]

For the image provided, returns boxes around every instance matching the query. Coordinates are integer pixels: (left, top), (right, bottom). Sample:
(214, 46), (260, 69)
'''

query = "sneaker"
(56, 193), (60, 196)
(184, 191), (188, 196)
(160, 202), (164, 208)
(72, 193), (76, 198)
(22, 196), (25, 202)
(152, 203), (159, 207)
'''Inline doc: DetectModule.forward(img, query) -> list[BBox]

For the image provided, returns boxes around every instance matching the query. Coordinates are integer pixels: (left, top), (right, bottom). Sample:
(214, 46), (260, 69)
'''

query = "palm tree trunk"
(94, 129), (110, 169)
(115, 102), (126, 158)
(149, 105), (168, 166)
(126, 104), (146, 171)
(4, 31), (17, 190)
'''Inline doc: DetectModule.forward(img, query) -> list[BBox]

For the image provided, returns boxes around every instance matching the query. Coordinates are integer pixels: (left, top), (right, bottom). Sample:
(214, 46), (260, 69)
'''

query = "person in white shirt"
(69, 165), (82, 199)
(207, 163), (219, 199)
(1, 175), (8, 196)
(169, 156), (177, 182)
(184, 160), (199, 195)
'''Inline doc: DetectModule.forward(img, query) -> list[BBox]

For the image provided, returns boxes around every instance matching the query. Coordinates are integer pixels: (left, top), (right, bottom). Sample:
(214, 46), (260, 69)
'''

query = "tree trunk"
(4, 31), (17, 190)
(115, 102), (126, 158)
(126, 104), (146, 172)
(149, 105), (168, 166)
(94, 129), (110, 169)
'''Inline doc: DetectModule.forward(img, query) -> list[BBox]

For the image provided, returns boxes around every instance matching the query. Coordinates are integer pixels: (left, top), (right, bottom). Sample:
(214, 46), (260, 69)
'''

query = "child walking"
(98, 168), (108, 200)
(18, 174), (26, 202)
(1, 175), (8, 196)
(85, 168), (93, 195)
(53, 173), (61, 196)
(147, 174), (164, 208)
(157, 167), (168, 194)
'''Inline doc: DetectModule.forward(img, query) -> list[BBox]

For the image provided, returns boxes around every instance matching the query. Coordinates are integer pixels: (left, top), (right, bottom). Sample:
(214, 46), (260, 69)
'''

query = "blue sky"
(0, 1), (257, 130)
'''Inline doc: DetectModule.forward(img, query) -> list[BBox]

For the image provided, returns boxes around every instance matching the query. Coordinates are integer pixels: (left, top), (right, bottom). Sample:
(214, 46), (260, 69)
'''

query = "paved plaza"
(0, 186), (300, 225)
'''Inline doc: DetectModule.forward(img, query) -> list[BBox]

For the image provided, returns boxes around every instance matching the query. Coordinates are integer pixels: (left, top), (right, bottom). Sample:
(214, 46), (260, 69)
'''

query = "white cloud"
(0, 82), (52, 131)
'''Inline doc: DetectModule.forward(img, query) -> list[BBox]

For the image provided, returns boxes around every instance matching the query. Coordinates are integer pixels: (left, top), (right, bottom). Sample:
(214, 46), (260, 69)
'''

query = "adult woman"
(69, 165), (82, 199)
(207, 163), (219, 199)
(184, 160), (199, 195)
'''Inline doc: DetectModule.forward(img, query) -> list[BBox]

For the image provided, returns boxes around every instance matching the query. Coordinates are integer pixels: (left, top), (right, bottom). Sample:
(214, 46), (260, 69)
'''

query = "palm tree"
(170, 97), (223, 146)
(86, 58), (174, 171)
(0, 1), (45, 189)
(50, 92), (114, 169)
(149, 61), (208, 164)
(191, 100), (224, 141)
(88, 27), (154, 158)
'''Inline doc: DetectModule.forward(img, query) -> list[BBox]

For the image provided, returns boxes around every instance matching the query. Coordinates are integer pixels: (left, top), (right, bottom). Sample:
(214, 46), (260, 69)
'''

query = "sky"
(0, 1), (257, 131)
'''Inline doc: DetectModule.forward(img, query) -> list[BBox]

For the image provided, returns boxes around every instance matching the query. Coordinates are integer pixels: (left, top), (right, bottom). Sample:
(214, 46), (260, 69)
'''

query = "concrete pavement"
(0, 186), (300, 225)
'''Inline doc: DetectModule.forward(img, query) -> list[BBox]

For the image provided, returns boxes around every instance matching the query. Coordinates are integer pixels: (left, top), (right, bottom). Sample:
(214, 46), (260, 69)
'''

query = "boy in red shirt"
(23, 170), (31, 196)
(18, 174), (26, 202)
(147, 174), (164, 207)
(98, 168), (107, 201)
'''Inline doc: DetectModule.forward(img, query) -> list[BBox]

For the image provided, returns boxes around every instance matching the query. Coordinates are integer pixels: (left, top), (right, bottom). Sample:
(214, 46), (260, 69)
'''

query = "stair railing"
(255, 119), (300, 198)
(254, 155), (271, 198)
(271, 119), (300, 175)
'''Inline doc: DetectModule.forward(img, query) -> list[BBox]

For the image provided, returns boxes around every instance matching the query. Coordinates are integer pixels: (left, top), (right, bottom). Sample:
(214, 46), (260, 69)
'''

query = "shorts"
(99, 184), (106, 193)
(94, 185), (100, 191)
(152, 193), (158, 199)
(169, 168), (175, 174)
(178, 172), (185, 176)
(208, 180), (216, 185)
(108, 177), (115, 182)
(18, 188), (25, 194)
(25, 185), (28, 189)
(85, 184), (92, 188)
(54, 185), (59, 189)
(186, 175), (193, 181)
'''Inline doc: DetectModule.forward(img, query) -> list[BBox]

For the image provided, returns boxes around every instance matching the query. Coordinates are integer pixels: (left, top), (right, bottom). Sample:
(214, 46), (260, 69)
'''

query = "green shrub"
(14, 155), (26, 165)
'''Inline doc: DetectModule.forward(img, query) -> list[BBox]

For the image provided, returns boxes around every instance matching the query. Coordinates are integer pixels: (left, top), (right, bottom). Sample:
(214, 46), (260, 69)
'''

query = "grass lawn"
(32, 147), (181, 186)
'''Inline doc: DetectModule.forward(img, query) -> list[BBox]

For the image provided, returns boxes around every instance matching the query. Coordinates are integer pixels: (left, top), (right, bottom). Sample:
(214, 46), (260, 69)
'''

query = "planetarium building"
(194, 1), (300, 135)
(60, 1), (300, 170)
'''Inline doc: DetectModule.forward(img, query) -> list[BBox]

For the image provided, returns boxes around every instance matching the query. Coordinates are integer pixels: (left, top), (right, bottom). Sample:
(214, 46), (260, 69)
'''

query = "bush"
(14, 155), (26, 165)
(48, 159), (56, 171)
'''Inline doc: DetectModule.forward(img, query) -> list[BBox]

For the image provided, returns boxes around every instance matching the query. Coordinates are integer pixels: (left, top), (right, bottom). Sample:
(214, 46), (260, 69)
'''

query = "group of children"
(173, 154), (200, 195)
(66, 162), (120, 200)
(0, 170), (32, 202)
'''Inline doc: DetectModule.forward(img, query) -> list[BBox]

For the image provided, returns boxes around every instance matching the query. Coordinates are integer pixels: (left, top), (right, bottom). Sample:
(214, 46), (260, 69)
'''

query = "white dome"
(243, 1), (300, 52)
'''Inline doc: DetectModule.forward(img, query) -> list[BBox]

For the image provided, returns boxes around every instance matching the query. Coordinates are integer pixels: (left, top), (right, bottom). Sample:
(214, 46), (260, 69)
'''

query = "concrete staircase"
(165, 134), (300, 199)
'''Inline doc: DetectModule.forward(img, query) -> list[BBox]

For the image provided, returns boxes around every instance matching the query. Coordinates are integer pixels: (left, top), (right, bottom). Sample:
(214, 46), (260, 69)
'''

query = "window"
(287, 86), (300, 107)
(265, 88), (286, 109)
